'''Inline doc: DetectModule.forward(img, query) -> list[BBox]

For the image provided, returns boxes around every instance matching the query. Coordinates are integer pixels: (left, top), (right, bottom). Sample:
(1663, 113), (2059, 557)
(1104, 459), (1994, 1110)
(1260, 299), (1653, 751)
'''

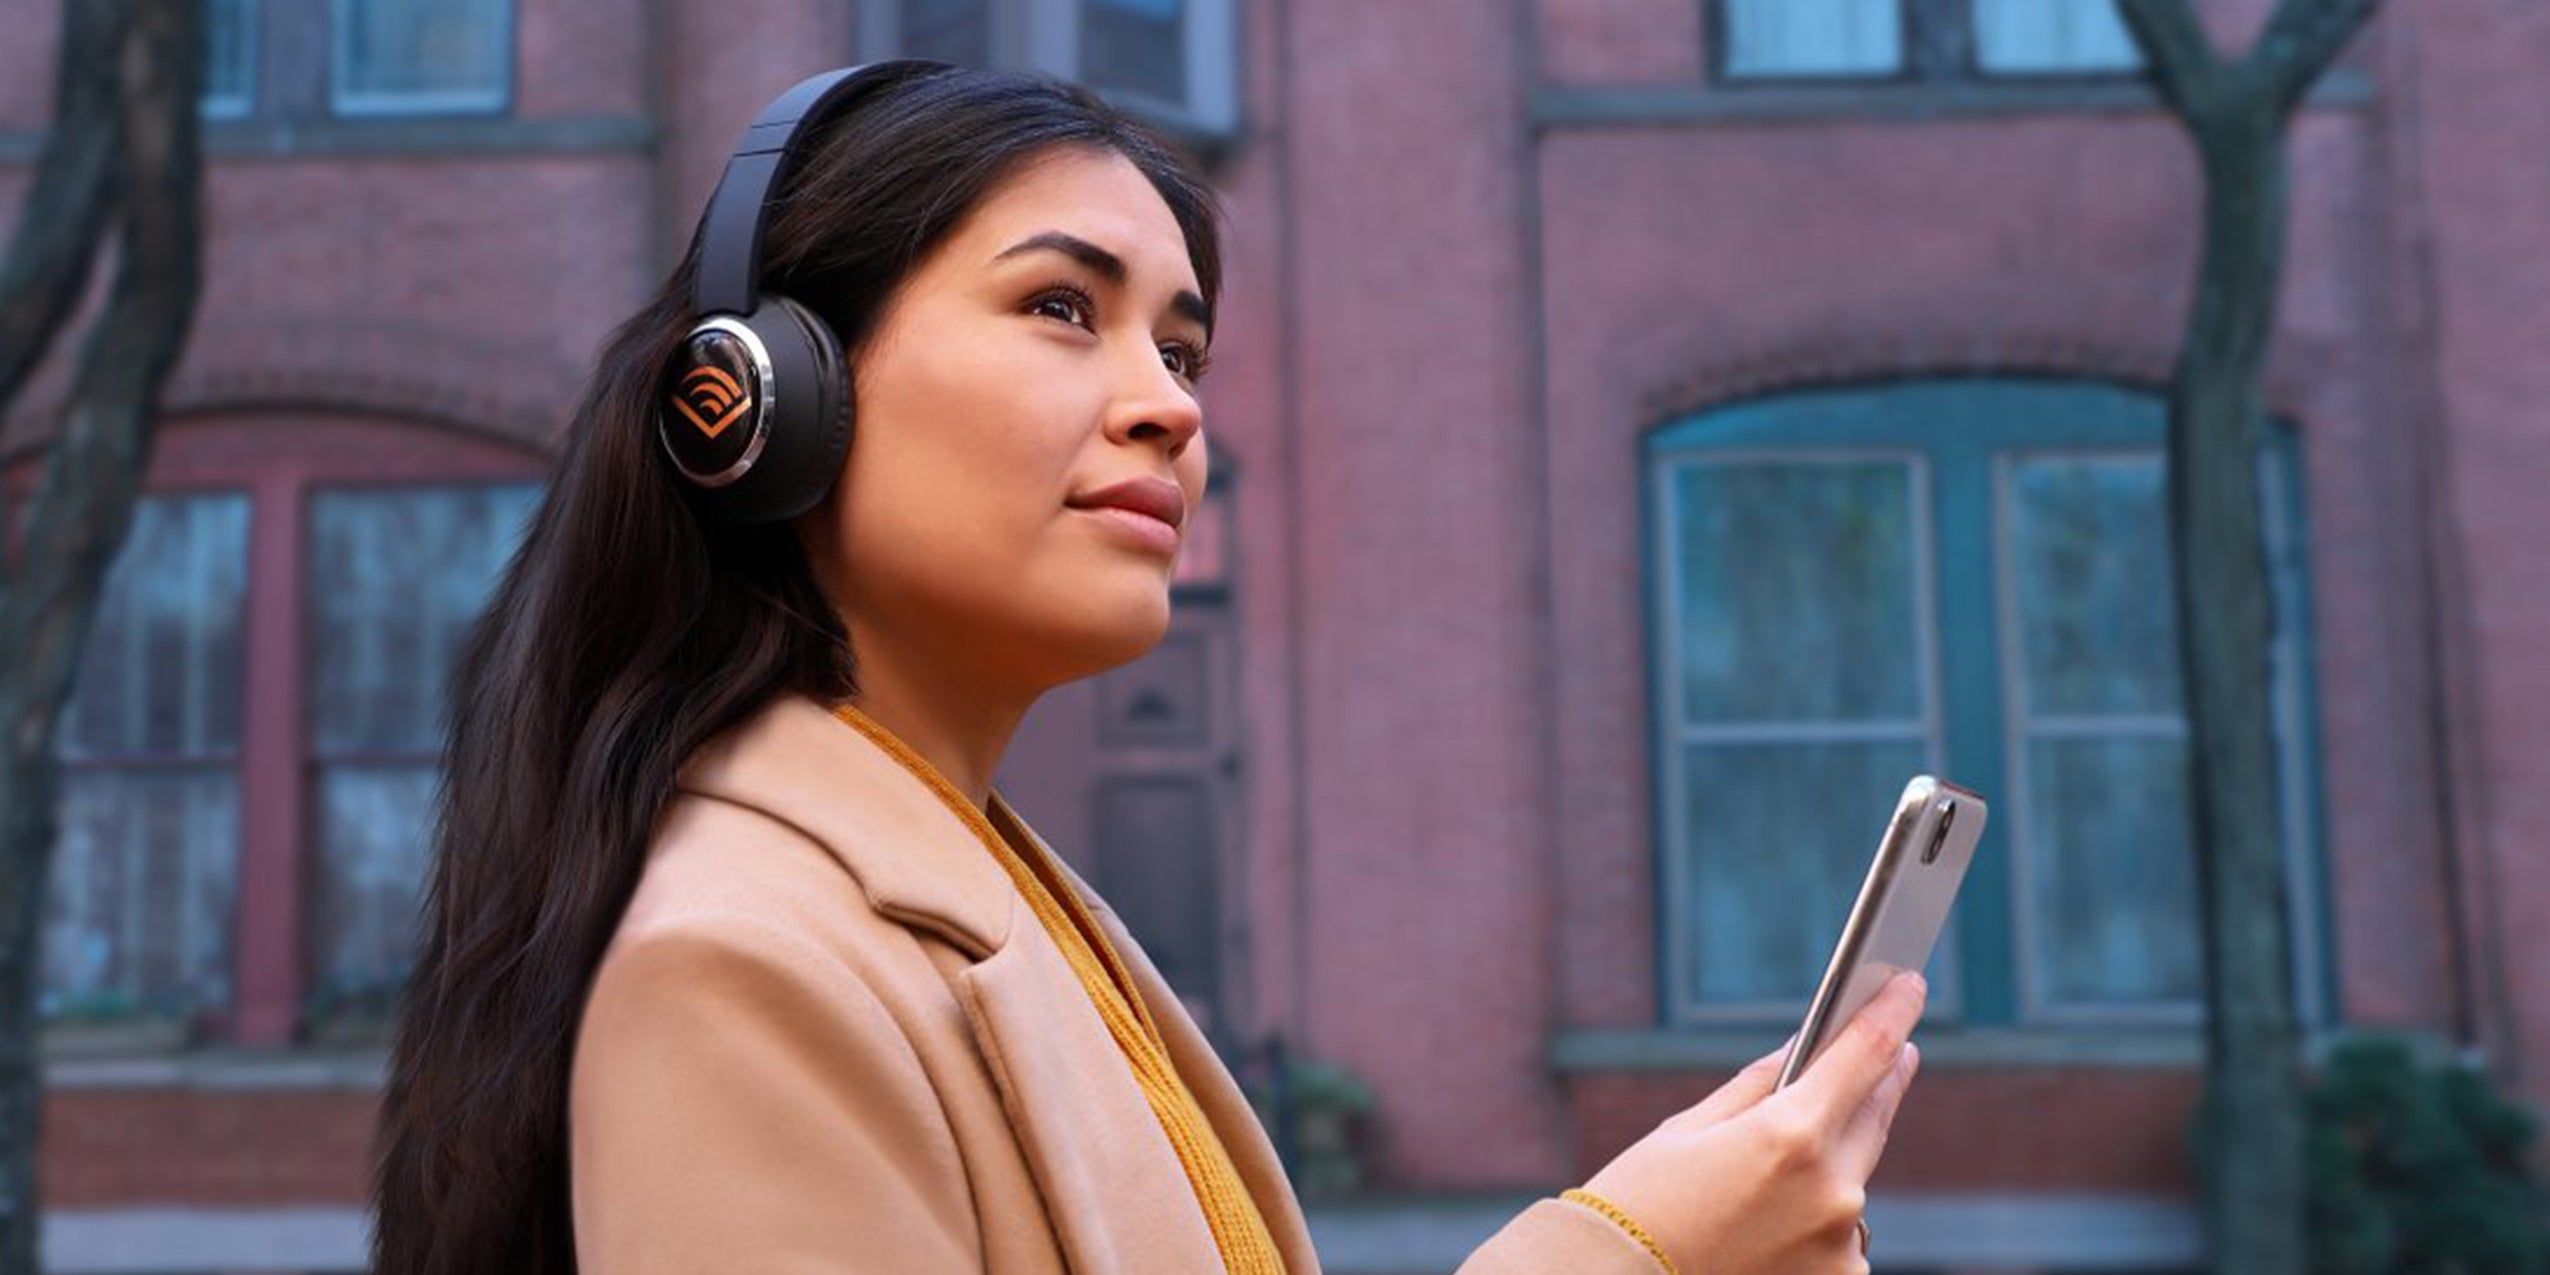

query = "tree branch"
(4, 0), (204, 688)
(2246, 0), (2383, 117)
(0, 0), (133, 457)
(2115, 0), (2225, 121)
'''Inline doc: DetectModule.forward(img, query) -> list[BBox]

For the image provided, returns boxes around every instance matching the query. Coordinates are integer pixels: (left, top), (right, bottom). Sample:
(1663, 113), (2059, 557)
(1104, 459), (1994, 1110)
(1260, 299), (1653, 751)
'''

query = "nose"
(1105, 349), (1204, 461)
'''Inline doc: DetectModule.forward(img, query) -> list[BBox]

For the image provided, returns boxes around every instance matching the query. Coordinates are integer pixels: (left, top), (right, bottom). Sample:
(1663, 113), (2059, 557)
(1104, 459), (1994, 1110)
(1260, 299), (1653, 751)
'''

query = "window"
(860, 0), (1237, 136)
(43, 494), (251, 1029)
(1972, 0), (2139, 74)
(330, 0), (514, 116)
(203, 0), (255, 118)
(1081, 0), (1188, 107)
(2003, 455), (2204, 1011)
(303, 483), (539, 1029)
(1647, 380), (2331, 1031)
(198, 0), (519, 122)
(1718, 0), (2141, 81)
(1722, 0), (1903, 79)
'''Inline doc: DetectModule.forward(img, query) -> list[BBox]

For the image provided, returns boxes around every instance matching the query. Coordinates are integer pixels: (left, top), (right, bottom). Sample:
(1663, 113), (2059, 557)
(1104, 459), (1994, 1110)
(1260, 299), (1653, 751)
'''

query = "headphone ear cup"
(777, 295), (855, 503)
(657, 294), (851, 524)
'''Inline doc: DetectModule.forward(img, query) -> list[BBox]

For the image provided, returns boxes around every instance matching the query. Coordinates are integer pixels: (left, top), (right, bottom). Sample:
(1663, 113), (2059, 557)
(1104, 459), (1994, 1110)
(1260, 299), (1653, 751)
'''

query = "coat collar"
(672, 691), (1322, 1274)
(674, 691), (1018, 958)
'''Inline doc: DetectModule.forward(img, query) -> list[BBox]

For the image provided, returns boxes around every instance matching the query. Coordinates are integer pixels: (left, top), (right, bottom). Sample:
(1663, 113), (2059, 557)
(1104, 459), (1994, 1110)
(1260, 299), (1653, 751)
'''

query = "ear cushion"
(778, 295), (855, 499)
(662, 294), (852, 524)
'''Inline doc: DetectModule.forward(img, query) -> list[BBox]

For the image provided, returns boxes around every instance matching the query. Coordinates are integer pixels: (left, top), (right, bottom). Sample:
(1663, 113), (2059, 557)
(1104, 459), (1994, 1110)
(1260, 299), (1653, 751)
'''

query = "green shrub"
(1243, 1049), (1378, 1198)
(2300, 1036), (2550, 1274)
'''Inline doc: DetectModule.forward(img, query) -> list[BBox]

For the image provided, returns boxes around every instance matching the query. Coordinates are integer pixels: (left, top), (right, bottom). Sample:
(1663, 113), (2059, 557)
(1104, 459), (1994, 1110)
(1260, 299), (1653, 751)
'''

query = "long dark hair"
(369, 64), (1223, 1274)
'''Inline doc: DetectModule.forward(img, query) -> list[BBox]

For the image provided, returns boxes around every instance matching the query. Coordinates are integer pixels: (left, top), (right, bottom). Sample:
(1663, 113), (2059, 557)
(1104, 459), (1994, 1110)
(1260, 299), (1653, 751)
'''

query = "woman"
(368, 61), (1928, 1275)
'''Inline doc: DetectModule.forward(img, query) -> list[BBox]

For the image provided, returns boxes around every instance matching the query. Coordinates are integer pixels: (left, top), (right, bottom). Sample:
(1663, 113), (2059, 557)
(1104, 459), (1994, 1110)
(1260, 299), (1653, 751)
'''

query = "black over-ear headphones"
(657, 60), (953, 523)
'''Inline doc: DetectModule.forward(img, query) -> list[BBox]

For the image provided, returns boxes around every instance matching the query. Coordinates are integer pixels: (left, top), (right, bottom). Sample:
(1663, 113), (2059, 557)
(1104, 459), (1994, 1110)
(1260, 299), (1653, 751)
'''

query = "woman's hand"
(1576, 970), (1928, 1275)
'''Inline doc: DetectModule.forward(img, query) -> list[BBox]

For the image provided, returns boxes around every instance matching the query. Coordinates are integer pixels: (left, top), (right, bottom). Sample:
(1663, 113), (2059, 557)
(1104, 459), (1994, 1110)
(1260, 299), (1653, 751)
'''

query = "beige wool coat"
(567, 691), (1668, 1273)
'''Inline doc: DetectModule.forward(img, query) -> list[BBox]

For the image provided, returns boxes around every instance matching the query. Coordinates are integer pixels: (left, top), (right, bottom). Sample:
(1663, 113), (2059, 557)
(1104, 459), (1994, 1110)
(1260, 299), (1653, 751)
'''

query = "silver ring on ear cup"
(659, 315), (778, 489)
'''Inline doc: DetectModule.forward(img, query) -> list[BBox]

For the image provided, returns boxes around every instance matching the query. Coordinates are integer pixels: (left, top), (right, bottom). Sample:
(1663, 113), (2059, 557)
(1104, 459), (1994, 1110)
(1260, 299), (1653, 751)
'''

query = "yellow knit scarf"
(830, 700), (1287, 1275)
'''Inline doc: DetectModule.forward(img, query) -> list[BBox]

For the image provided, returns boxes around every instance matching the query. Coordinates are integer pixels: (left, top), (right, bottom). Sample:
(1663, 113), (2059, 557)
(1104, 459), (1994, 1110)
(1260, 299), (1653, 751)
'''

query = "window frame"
(1643, 379), (2336, 1035)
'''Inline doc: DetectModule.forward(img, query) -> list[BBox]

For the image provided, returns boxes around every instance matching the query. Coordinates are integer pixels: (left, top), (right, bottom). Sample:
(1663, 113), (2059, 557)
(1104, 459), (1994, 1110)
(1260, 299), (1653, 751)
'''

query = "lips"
(1066, 475), (1185, 531)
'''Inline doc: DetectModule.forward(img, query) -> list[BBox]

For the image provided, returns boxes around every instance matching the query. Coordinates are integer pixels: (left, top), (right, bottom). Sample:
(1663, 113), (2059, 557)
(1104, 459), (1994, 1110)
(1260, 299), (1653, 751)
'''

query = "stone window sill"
(0, 114), (654, 165)
(1532, 65), (2372, 129)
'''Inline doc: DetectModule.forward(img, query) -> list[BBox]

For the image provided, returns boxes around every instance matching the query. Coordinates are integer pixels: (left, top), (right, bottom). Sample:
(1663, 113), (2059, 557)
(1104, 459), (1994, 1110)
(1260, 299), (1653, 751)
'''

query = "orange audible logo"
(673, 365), (751, 439)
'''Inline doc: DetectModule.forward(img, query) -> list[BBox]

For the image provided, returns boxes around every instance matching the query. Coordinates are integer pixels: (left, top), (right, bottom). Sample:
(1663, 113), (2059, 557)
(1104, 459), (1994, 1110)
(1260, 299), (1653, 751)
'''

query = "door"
(995, 476), (1246, 1056)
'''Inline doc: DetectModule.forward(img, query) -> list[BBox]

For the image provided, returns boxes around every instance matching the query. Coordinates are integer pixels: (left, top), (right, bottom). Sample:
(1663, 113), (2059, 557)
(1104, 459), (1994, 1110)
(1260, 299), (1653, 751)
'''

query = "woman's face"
(800, 146), (1212, 698)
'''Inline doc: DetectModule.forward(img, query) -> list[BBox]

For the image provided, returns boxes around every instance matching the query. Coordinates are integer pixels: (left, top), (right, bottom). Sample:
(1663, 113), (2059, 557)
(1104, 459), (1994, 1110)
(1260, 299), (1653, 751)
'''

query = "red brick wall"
(1570, 1069), (2206, 1193)
(2395, 0), (2550, 1106)
(45, 1091), (376, 1207)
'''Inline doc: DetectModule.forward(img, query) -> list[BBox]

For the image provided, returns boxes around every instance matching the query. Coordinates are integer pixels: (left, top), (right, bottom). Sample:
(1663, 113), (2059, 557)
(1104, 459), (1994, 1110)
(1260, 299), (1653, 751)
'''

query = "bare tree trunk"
(2113, 2), (2381, 1272)
(0, 2), (126, 413)
(0, 3), (206, 1271)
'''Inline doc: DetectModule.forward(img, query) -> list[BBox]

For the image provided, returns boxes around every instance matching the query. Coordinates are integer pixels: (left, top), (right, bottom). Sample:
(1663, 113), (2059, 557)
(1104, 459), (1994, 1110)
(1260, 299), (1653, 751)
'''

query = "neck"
(834, 641), (1034, 812)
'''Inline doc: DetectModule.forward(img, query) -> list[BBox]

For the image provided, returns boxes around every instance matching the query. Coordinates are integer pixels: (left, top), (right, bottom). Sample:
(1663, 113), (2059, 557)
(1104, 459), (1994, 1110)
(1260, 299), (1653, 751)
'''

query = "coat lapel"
(955, 892), (1231, 1273)
(678, 693), (1308, 1273)
(991, 796), (1322, 1273)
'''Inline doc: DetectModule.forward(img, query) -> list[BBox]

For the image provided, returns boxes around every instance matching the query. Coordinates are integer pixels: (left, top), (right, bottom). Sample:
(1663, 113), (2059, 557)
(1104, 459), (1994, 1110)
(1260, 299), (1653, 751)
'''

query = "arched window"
(1644, 379), (2331, 1032)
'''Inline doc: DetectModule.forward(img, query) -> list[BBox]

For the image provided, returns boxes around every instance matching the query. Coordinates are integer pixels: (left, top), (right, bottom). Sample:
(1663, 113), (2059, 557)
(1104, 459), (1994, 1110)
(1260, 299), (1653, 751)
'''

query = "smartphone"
(1775, 775), (1987, 1090)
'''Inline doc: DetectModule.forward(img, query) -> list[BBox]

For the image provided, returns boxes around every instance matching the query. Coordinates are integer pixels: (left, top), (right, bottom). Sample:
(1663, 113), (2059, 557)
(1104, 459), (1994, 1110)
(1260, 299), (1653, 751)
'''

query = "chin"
(1047, 590), (1174, 680)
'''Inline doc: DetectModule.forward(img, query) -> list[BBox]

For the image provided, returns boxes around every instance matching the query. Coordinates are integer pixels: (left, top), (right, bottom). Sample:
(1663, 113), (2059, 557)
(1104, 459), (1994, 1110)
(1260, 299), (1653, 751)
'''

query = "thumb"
(1776, 970), (1927, 1134)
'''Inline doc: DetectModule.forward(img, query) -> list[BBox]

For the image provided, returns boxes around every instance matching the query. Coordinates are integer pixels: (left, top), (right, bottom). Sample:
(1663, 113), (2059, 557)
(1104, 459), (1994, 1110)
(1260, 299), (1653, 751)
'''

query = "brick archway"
(1637, 324), (2316, 430)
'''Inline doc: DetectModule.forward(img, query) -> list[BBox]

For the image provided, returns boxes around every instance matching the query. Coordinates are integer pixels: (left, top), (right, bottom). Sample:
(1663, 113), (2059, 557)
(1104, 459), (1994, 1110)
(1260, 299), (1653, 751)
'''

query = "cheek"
(837, 388), (1079, 588)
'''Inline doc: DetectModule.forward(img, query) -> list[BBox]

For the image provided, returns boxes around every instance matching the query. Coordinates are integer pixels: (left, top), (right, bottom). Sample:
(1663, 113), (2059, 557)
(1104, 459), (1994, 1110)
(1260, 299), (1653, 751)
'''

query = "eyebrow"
(993, 230), (1212, 332)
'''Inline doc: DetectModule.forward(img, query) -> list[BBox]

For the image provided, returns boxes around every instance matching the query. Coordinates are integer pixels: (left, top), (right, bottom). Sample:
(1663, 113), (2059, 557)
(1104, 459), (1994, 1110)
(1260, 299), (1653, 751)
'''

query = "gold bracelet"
(1560, 1187), (1680, 1275)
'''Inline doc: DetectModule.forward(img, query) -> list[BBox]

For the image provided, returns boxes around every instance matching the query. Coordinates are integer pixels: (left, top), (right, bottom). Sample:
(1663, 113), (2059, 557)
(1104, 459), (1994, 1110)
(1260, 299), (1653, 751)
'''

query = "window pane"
(61, 493), (250, 761)
(203, 0), (255, 116)
(1723, 0), (1903, 77)
(44, 771), (239, 1021)
(2008, 456), (2180, 716)
(1083, 0), (1187, 104)
(307, 484), (538, 754)
(308, 765), (438, 1016)
(305, 484), (534, 1028)
(2003, 451), (2202, 1014)
(1974, 0), (2141, 73)
(1670, 459), (1922, 724)
(902, 0), (991, 65)
(2024, 736), (2202, 1006)
(1678, 740), (1929, 1005)
(332, 0), (511, 112)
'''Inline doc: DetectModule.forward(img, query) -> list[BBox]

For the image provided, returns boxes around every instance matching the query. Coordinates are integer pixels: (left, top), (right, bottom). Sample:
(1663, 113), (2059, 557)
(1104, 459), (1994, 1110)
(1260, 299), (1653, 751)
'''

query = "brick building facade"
(1, 0), (2544, 1271)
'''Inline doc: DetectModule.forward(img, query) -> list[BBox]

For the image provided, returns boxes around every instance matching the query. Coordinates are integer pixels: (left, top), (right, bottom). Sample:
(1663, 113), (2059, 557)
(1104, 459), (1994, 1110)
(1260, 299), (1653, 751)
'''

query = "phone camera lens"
(1924, 803), (1957, 864)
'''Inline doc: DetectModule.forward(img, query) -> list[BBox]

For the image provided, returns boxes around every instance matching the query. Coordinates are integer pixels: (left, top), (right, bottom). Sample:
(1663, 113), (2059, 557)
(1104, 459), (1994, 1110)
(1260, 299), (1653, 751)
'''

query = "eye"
(1160, 341), (1213, 384)
(1027, 284), (1095, 330)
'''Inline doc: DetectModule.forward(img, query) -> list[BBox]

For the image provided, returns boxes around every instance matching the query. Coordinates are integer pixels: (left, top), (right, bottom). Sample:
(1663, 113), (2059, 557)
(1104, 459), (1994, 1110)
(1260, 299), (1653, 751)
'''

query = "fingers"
(1835, 1039), (1920, 1182)
(1780, 970), (1927, 1134)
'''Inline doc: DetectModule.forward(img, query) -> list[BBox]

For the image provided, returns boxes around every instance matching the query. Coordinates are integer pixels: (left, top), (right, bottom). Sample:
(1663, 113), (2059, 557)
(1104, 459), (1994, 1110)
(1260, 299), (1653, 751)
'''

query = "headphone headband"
(664, 59), (952, 523)
(691, 60), (949, 318)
